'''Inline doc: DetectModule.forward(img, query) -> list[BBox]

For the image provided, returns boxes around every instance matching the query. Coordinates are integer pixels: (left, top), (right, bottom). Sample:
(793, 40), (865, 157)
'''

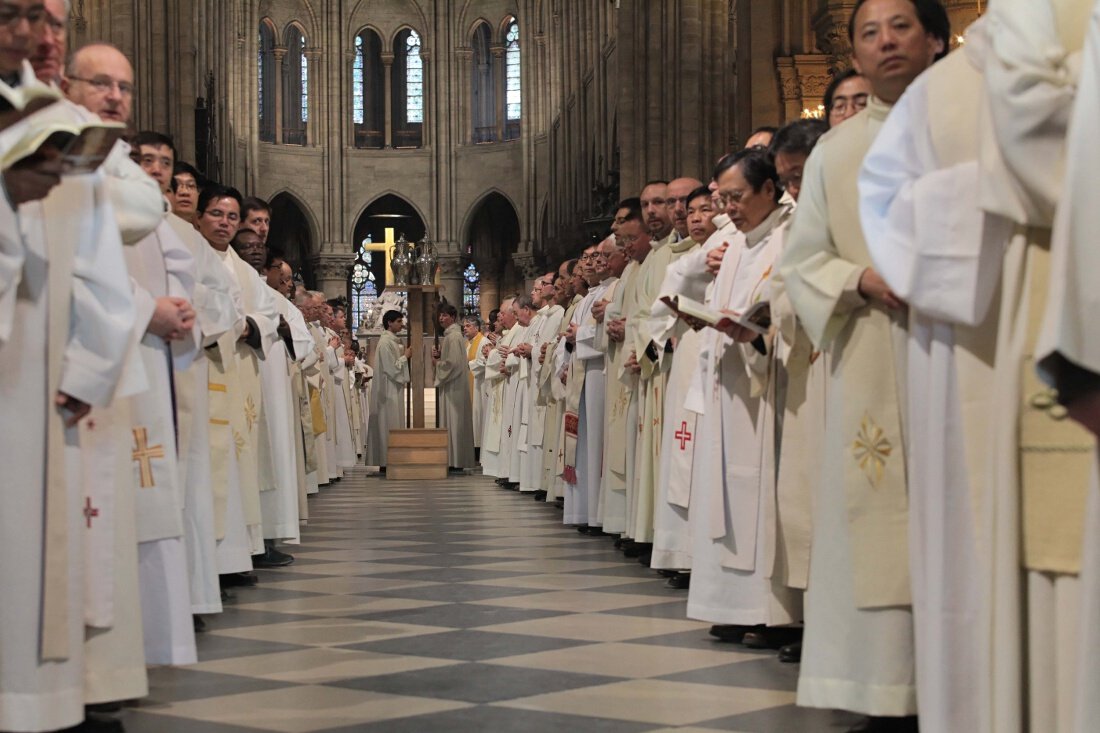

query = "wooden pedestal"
(386, 428), (448, 480)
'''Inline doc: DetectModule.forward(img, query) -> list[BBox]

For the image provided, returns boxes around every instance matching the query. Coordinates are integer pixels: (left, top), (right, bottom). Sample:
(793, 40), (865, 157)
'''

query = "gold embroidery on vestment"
(132, 427), (165, 488)
(852, 413), (891, 486)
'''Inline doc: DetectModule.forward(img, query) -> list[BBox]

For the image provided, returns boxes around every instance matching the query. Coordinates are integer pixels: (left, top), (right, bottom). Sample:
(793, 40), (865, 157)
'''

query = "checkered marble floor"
(120, 468), (859, 732)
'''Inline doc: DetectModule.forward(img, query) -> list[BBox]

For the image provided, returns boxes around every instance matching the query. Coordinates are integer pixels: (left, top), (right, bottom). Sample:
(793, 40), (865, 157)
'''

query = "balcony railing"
(282, 126), (307, 146)
(473, 126), (497, 144)
(355, 128), (384, 149)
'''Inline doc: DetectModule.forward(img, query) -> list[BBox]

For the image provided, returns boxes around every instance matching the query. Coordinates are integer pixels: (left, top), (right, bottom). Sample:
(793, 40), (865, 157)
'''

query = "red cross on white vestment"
(83, 497), (100, 528)
(507, 425), (512, 437)
(675, 421), (693, 451)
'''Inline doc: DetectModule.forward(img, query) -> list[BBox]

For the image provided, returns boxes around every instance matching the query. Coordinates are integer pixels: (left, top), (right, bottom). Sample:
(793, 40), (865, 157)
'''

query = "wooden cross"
(675, 421), (693, 451)
(83, 497), (100, 528)
(132, 427), (165, 488)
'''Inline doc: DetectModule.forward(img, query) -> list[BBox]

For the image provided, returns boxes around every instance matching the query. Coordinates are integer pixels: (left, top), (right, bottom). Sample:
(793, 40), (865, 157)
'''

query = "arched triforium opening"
(268, 192), (316, 287)
(464, 192), (521, 319)
(349, 194), (427, 333)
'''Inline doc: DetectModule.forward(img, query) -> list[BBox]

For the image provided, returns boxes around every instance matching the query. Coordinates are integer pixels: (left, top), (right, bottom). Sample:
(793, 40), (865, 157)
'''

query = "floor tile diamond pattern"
(120, 467), (851, 732)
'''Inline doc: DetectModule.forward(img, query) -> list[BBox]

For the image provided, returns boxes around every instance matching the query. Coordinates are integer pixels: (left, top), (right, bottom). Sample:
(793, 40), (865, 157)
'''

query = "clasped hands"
(149, 297), (196, 342)
(606, 317), (625, 343)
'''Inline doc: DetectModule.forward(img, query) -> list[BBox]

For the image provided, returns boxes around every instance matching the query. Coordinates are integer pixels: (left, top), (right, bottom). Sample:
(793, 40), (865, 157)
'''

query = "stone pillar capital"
(272, 45), (288, 61)
(381, 52), (395, 66)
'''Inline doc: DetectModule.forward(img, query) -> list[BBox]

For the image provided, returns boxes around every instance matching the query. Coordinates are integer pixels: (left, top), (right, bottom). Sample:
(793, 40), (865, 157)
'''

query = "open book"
(0, 82), (62, 121)
(661, 294), (771, 336)
(1, 120), (126, 175)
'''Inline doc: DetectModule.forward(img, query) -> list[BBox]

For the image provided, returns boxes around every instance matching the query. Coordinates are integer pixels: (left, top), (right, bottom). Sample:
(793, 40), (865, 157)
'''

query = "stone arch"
(348, 0), (430, 50)
(268, 190), (320, 285)
(463, 191), (522, 305)
(498, 13), (517, 43)
(351, 23), (386, 50)
(390, 22), (425, 50)
(351, 191), (430, 243)
(466, 17), (493, 42)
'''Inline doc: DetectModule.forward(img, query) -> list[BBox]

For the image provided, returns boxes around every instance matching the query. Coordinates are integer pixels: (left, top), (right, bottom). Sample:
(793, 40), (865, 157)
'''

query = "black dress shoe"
(575, 524), (590, 534)
(622, 542), (652, 558)
(742, 626), (803, 650)
(220, 572), (257, 588)
(193, 615), (207, 633)
(62, 715), (124, 733)
(709, 624), (759, 643)
(666, 572), (690, 589)
(778, 641), (801, 663)
(848, 716), (919, 733)
(582, 526), (609, 537)
(253, 541), (294, 568)
(220, 588), (236, 603)
(532, 490), (548, 501)
(637, 552), (652, 567)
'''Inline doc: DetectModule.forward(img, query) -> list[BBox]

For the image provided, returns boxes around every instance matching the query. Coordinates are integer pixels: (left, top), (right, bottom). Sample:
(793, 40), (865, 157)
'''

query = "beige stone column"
(490, 45), (505, 141)
(437, 255), (465, 315)
(455, 47), (473, 144)
(272, 45), (287, 144)
(381, 51), (394, 148)
(313, 252), (355, 300)
(304, 48), (322, 146)
(420, 50), (431, 148)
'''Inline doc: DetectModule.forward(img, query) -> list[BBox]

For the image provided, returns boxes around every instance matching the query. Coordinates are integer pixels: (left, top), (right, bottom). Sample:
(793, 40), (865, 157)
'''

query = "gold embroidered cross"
(132, 427), (165, 488)
(244, 395), (258, 431)
(852, 413), (891, 486)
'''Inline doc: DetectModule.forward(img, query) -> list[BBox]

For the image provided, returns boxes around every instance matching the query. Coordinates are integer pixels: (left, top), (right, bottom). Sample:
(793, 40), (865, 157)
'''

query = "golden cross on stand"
(360, 227), (398, 285)
(132, 427), (165, 488)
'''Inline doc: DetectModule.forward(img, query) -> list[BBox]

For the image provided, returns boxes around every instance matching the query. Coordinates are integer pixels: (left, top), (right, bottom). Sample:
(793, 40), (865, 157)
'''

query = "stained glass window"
(301, 50), (309, 122)
(406, 30), (423, 123)
(353, 35), (364, 125)
(505, 21), (521, 121)
(349, 245), (378, 332)
(462, 263), (481, 316)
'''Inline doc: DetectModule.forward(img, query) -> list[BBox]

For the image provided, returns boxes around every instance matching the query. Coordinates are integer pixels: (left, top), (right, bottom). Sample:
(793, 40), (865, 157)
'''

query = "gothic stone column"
(437, 254), (465, 317)
(313, 252), (355, 300)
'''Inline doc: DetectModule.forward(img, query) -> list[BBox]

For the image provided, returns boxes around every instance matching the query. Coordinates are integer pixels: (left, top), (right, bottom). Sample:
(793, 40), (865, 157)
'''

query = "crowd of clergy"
(5, 0), (1100, 732)
(458, 1), (1100, 732)
(0, 2), (374, 731)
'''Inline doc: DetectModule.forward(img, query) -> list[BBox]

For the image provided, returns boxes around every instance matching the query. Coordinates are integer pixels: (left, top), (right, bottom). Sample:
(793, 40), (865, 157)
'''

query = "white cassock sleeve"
(158, 223), (200, 371)
(0, 194), (23, 344)
(102, 142), (165, 245)
(778, 145), (867, 350)
(981, 0), (1080, 226)
(284, 303), (314, 364)
(58, 176), (136, 407)
(1038, 3), (1100, 386)
(859, 54), (1005, 327)
(240, 263), (280, 357)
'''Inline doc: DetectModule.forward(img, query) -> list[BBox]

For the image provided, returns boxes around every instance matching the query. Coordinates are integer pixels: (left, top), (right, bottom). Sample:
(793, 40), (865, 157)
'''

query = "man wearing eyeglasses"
(517, 273), (565, 498)
(1, 3), (141, 732)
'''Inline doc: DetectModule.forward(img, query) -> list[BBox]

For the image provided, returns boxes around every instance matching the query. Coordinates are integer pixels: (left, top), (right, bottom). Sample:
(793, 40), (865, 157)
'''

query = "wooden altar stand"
(387, 284), (449, 480)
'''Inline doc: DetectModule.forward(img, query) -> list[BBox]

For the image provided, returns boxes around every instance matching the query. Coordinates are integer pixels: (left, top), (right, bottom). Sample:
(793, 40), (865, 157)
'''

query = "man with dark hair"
(823, 69), (872, 128)
(231, 227), (266, 272)
(198, 181), (285, 571)
(241, 196), (272, 244)
(462, 314), (486, 457)
(745, 125), (778, 148)
(433, 302), (475, 470)
(640, 181), (674, 243)
(780, 0), (949, 726)
(169, 161), (204, 223)
(770, 119), (829, 200)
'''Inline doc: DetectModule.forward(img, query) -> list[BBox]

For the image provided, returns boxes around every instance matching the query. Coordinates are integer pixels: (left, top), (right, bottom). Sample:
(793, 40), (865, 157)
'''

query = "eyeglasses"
(174, 179), (198, 191)
(0, 4), (47, 29)
(716, 189), (749, 207)
(778, 171), (803, 191)
(830, 93), (869, 115)
(68, 75), (135, 98)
